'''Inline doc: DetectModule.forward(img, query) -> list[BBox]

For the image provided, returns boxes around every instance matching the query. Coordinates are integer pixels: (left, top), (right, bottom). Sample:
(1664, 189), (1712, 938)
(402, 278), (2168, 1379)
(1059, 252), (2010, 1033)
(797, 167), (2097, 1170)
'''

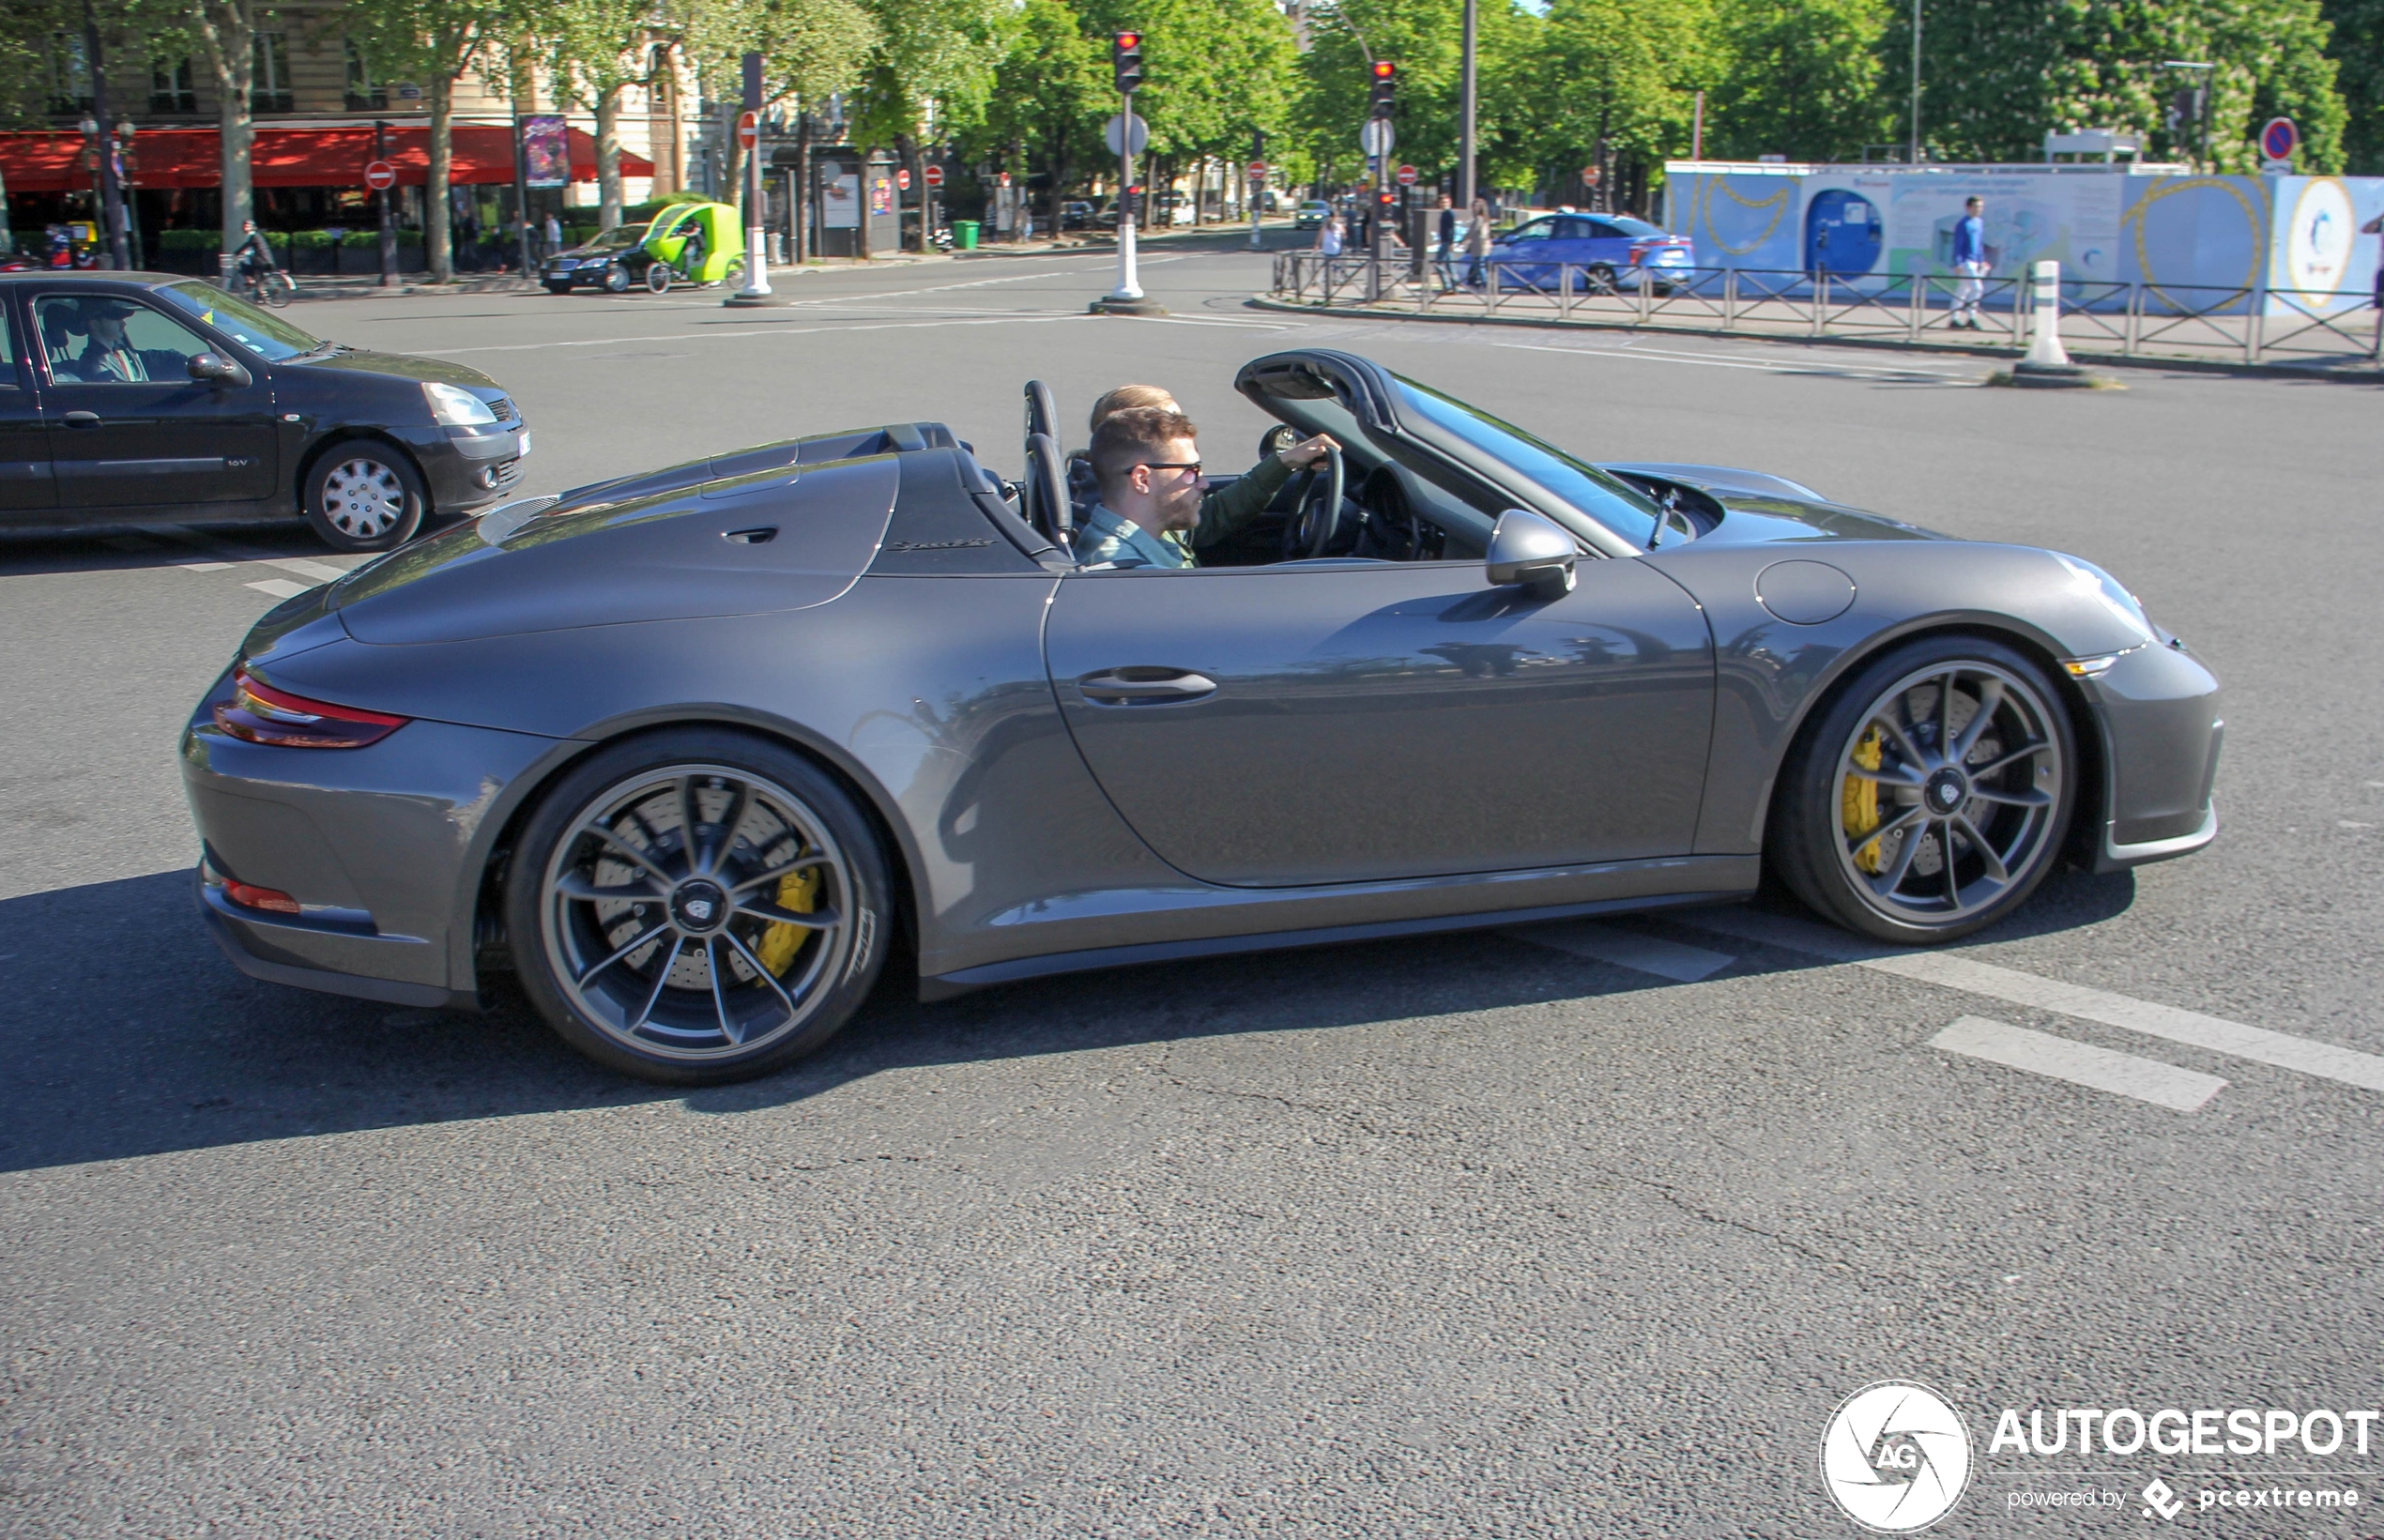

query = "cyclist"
(232, 220), (278, 296)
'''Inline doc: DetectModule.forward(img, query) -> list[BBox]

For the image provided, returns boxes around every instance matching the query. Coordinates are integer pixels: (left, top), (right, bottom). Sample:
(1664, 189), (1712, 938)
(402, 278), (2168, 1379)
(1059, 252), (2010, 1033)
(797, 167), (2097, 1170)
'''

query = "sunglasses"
(1136, 461), (1202, 477)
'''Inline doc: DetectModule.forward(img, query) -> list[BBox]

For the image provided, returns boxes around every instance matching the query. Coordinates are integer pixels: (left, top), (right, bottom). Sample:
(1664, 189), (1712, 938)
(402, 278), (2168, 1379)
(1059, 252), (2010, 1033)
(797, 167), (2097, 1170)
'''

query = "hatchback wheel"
(506, 732), (893, 1084)
(604, 264), (630, 293)
(304, 439), (424, 552)
(1772, 635), (2074, 943)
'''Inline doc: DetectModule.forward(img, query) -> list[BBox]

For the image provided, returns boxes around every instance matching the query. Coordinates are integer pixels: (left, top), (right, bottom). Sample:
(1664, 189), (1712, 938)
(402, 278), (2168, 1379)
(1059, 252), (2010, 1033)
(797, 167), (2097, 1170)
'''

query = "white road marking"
(1509, 921), (1735, 982)
(176, 560), (235, 572)
(1933, 1015), (2227, 1112)
(246, 578), (313, 599)
(427, 311), (1093, 357)
(1678, 907), (2384, 1094)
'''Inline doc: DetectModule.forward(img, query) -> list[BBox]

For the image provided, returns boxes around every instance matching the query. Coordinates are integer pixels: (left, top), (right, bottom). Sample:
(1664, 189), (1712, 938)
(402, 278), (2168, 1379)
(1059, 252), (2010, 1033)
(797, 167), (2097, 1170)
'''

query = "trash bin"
(954, 220), (980, 251)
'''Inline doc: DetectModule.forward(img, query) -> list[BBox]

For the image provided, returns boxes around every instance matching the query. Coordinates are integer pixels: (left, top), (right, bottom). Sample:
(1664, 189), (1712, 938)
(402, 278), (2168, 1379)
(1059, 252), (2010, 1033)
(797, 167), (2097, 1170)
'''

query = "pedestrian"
(1317, 211), (1345, 258)
(1949, 195), (1988, 329)
(1434, 193), (1458, 289)
(543, 212), (563, 256)
(2365, 213), (2383, 313)
(1464, 198), (1492, 287)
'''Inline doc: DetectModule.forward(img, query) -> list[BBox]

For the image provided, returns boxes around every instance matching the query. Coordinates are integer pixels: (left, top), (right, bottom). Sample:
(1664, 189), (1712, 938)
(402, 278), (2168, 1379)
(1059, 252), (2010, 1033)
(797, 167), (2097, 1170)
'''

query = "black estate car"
(0, 272), (529, 551)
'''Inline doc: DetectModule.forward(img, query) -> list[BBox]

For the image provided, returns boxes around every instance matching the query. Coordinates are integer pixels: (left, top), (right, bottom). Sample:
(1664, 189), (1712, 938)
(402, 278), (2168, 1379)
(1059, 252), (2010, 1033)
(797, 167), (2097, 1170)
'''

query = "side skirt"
(919, 871), (1759, 1000)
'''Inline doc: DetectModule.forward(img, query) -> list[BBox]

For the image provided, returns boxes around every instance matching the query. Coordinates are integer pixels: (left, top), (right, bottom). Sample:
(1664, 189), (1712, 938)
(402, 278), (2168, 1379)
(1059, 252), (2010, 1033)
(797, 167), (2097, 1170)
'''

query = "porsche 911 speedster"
(181, 349), (2221, 1083)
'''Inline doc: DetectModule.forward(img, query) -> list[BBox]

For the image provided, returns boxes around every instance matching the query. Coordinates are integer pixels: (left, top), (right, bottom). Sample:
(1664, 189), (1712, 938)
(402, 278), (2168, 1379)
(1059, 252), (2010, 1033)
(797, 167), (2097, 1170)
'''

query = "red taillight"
(224, 878), (302, 914)
(215, 666), (408, 749)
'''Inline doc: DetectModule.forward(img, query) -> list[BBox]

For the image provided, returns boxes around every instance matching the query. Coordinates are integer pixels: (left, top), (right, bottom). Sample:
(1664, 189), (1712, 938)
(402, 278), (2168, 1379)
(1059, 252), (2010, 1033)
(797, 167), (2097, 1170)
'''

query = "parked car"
(0, 272), (528, 551)
(1061, 201), (1098, 230)
(182, 349), (2218, 1084)
(1294, 200), (1333, 230)
(1488, 212), (1697, 293)
(542, 202), (745, 295)
(1154, 191), (1196, 226)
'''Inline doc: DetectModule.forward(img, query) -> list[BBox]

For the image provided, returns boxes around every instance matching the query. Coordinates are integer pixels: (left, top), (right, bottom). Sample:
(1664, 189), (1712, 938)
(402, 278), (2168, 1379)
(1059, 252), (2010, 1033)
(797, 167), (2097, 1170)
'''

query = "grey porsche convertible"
(182, 349), (2221, 1084)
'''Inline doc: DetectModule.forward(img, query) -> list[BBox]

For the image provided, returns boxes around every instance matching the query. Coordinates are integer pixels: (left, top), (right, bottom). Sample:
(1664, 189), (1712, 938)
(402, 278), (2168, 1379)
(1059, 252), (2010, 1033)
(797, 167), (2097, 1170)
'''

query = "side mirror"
(188, 352), (252, 389)
(1485, 508), (1578, 597)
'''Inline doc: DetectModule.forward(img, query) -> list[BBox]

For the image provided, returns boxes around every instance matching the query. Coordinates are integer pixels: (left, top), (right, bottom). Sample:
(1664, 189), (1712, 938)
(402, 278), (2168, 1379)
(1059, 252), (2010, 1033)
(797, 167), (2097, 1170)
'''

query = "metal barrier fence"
(1266, 254), (2384, 366)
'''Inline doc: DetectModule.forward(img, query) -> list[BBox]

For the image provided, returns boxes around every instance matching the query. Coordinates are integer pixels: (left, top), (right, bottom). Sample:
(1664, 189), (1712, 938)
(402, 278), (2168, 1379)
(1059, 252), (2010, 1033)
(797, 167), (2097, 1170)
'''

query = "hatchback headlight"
(423, 381), (497, 427)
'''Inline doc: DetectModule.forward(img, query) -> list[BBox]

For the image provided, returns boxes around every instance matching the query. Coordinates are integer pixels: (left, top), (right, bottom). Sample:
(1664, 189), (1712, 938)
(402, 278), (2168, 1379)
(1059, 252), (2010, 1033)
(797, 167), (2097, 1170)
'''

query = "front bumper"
(183, 676), (566, 1006)
(416, 419), (529, 512)
(2082, 639), (2224, 872)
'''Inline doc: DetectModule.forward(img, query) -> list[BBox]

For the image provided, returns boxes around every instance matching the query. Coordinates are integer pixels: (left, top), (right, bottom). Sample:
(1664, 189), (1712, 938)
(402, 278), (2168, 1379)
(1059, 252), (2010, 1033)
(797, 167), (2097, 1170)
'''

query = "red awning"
(0, 125), (650, 192)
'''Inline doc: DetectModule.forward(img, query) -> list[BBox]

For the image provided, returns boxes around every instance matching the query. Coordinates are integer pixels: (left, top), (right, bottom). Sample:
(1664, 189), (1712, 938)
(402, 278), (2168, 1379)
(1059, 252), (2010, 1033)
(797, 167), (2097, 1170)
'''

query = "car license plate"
(516, 432), (531, 457)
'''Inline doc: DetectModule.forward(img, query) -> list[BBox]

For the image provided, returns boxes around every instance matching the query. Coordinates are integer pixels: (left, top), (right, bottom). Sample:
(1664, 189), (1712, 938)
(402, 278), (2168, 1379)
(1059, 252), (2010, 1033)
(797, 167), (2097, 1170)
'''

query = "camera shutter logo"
(1819, 1380), (1973, 1532)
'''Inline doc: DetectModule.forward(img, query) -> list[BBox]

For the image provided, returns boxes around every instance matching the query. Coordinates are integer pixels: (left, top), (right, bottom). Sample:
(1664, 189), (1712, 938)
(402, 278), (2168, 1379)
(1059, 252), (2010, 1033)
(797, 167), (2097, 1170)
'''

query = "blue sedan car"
(1489, 212), (1696, 294)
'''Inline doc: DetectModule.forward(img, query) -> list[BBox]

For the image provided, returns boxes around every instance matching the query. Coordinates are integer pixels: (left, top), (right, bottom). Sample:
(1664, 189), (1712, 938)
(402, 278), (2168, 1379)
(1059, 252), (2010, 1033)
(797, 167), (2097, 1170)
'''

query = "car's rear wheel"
(506, 732), (893, 1085)
(303, 439), (424, 552)
(1772, 635), (2074, 943)
(1583, 262), (1618, 295)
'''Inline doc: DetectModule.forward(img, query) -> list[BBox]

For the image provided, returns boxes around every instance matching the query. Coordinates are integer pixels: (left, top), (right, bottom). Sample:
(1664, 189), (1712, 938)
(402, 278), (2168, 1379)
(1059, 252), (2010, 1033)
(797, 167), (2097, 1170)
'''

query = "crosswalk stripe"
(1508, 921), (1735, 982)
(245, 578), (312, 599)
(1933, 1016), (2227, 1112)
(1677, 907), (2384, 1094)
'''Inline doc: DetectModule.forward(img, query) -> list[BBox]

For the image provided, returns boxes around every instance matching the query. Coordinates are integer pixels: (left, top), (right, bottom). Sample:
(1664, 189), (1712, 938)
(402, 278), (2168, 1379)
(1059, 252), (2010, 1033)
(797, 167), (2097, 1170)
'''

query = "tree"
(1880, 0), (2346, 172)
(1515, 0), (1713, 205)
(976, 0), (1107, 236)
(1705, 0), (1891, 161)
(543, 0), (663, 229)
(683, 0), (878, 225)
(2321, 0), (2384, 170)
(851, 0), (1012, 245)
(187, 0), (267, 255)
(346, 0), (521, 280)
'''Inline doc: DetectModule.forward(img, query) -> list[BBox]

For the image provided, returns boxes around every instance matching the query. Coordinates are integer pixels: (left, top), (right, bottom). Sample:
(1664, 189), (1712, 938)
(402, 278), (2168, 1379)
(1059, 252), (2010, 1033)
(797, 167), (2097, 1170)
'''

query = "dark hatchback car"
(0, 272), (530, 551)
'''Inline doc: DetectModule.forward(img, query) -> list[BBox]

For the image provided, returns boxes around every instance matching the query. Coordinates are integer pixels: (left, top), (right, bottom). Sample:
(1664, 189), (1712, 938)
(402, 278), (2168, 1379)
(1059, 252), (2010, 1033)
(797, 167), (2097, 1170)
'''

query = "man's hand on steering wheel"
(1274, 434), (1340, 471)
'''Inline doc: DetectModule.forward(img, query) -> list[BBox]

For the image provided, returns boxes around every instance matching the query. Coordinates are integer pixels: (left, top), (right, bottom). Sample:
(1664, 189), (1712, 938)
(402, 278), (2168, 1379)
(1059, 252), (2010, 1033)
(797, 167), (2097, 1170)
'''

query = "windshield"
(156, 281), (323, 361)
(587, 222), (649, 250)
(1389, 374), (1663, 548)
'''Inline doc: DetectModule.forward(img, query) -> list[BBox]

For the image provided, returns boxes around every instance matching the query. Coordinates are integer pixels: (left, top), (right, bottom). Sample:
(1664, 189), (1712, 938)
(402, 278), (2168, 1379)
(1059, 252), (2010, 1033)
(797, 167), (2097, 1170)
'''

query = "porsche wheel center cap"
(670, 879), (729, 933)
(1926, 768), (1968, 815)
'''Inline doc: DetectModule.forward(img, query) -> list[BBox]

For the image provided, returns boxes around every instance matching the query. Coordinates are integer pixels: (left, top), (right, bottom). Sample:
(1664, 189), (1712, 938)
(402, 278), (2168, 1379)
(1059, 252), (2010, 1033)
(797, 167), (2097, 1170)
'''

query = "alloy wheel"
(1833, 660), (2065, 927)
(318, 456), (409, 540)
(540, 764), (856, 1063)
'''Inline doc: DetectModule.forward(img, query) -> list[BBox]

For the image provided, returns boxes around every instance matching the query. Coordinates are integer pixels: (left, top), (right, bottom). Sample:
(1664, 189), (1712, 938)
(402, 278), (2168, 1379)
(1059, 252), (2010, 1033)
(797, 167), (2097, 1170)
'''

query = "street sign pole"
(1112, 91), (1142, 302)
(374, 123), (394, 287)
(729, 54), (778, 304)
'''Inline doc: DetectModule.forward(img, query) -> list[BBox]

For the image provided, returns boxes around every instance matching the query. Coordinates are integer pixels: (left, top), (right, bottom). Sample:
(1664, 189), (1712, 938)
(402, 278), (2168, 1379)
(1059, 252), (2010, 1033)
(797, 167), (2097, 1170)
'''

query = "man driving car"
(1071, 385), (1338, 560)
(1075, 407), (1224, 570)
(75, 300), (150, 382)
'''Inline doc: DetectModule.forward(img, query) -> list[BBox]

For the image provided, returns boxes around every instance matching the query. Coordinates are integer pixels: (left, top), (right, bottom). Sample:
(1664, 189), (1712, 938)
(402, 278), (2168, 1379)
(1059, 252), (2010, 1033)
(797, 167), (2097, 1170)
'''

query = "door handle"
(1078, 668), (1217, 704)
(62, 411), (100, 429)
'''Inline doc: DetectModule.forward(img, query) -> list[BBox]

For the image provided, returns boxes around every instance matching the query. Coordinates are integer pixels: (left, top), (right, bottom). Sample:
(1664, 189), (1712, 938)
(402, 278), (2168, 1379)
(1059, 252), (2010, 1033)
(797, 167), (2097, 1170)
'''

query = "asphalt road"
(4, 237), (2380, 1538)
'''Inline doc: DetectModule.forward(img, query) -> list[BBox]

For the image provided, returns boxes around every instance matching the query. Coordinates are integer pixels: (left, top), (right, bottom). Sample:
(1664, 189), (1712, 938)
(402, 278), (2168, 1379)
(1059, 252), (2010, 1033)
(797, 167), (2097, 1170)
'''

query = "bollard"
(2026, 260), (2072, 367)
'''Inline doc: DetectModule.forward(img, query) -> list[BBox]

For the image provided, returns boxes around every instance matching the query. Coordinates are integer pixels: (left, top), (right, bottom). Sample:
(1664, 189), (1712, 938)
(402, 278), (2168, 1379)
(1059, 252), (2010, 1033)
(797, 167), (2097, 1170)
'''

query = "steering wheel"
(1023, 431), (1071, 547)
(1281, 443), (1345, 560)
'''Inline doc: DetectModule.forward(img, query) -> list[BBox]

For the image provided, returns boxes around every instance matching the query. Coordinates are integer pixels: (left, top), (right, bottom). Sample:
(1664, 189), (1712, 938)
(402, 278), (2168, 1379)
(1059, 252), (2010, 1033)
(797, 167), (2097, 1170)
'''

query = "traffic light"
(1113, 32), (1144, 93)
(1368, 59), (1398, 120)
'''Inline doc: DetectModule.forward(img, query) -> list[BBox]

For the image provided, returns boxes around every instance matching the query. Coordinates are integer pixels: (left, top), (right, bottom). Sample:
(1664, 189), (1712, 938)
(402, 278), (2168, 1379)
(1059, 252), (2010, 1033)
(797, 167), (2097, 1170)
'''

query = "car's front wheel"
(604, 264), (630, 294)
(303, 439), (425, 552)
(506, 731), (894, 1084)
(1772, 635), (2075, 943)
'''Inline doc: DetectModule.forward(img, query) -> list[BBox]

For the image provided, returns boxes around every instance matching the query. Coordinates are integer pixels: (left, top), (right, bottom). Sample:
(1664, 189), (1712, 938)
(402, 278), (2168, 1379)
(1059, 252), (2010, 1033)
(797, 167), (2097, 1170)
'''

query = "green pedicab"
(639, 201), (744, 293)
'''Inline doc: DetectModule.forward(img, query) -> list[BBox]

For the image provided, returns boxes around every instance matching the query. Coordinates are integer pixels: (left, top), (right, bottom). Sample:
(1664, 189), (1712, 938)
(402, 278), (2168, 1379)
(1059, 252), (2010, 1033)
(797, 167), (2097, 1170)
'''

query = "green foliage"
(1704, 0), (1891, 160)
(682, 0), (879, 112)
(1518, 0), (1712, 185)
(159, 227), (222, 251)
(1882, 0), (2346, 173)
(2323, 0), (2384, 170)
(850, 0), (1013, 146)
(971, 0), (1108, 194)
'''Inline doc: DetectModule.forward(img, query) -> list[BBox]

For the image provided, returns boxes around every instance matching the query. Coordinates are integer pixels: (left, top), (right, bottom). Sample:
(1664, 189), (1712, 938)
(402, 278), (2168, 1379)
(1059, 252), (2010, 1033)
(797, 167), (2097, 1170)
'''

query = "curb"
(1244, 295), (2384, 384)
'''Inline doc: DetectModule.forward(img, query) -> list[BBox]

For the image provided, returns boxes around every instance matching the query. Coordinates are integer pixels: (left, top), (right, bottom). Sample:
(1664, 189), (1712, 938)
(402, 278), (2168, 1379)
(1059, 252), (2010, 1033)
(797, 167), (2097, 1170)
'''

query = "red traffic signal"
(1371, 60), (1397, 80)
(1369, 59), (1398, 119)
(1113, 32), (1144, 92)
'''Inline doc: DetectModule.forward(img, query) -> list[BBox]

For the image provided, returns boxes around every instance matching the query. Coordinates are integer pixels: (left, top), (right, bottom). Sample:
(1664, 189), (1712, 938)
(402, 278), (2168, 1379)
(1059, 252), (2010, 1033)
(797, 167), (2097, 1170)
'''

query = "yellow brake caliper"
(752, 867), (820, 976)
(1842, 726), (1886, 873)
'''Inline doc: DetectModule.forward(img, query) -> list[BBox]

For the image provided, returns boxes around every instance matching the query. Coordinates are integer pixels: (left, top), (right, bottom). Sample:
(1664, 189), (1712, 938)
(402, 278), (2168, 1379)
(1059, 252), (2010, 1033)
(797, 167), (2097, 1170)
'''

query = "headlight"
(423, 381), (497, 427)
(2053, 552), (2153, 642)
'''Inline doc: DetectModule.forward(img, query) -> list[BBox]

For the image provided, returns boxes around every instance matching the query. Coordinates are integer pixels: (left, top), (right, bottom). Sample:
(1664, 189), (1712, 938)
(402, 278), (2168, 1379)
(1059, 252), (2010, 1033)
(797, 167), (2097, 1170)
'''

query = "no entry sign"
(736, 110), (759, 151)
(363, 160), (396, 191)
(896, 167), (911, 191)
(1396, 164), (1418, 186)
(923, 164), (944, 188)
(1246, 160), (1268, 177)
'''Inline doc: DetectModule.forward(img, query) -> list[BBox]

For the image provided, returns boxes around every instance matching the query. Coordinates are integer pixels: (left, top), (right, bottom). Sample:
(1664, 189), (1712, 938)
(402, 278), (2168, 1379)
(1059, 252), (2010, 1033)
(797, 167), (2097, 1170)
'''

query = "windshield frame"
(154, 280), (325, 361)
(1383, 373), (1663, 554)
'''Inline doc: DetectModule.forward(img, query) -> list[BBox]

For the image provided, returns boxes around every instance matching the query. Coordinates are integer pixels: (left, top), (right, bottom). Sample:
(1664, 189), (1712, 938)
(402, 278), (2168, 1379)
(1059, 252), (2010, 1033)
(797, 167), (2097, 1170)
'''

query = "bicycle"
(242, 267), (296, 309)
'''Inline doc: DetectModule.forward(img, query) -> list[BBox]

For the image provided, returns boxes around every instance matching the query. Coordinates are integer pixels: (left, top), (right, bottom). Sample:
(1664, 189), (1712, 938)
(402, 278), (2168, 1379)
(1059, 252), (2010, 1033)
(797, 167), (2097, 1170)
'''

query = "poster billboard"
(823, 172), (860, 229)
(520, 114), (570, 190)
